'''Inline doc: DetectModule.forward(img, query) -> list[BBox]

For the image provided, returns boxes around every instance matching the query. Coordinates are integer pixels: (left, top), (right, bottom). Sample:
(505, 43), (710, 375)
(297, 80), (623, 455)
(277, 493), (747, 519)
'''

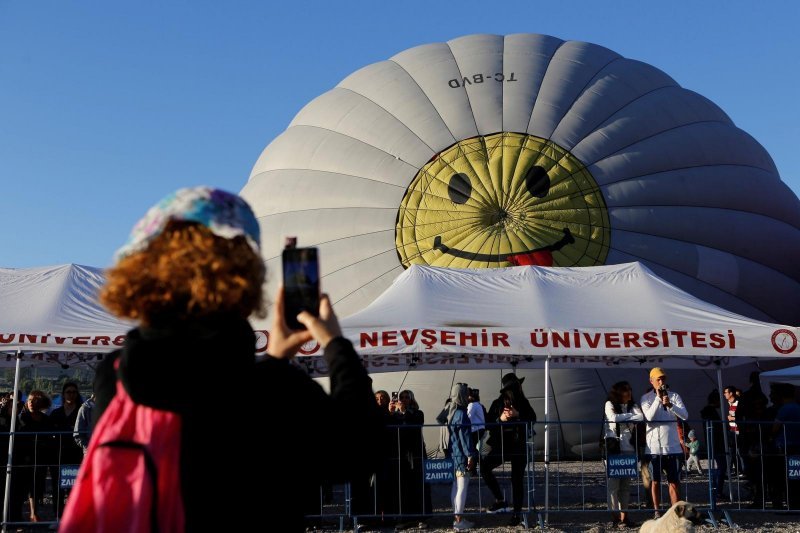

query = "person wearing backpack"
(603, 381), (643, 529)
(61, 187), (382, 533)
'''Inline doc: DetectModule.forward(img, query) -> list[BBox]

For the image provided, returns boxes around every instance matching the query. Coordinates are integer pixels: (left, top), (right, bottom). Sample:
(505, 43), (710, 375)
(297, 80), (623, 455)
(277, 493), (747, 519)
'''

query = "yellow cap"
(649, 367), (666, 380)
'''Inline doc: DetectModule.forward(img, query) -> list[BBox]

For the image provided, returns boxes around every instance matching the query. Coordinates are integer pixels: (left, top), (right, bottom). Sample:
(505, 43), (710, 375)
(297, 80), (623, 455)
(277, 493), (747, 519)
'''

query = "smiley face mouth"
(395, 133), (610, 269)
(433, 227), (575, 263)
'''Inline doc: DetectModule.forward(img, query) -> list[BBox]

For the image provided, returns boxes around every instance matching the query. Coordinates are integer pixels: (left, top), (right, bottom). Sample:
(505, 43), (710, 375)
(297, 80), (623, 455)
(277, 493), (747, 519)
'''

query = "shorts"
(649, 453), (682, 483)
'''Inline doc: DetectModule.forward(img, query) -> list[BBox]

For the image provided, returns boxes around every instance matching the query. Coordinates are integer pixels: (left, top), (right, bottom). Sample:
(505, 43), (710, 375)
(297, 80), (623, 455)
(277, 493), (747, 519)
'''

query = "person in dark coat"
(64, 187), (382, 533)
(48, 381), (84, 515)
(14, 390), (55, 524)
(389, 389), (430, 528)
(480, 373), (537, 526)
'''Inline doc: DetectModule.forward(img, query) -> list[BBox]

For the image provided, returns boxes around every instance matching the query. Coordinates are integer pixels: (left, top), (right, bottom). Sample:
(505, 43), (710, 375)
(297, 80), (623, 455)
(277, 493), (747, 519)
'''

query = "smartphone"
(282, 246), (320, 330)
(391, 391), (399, 402)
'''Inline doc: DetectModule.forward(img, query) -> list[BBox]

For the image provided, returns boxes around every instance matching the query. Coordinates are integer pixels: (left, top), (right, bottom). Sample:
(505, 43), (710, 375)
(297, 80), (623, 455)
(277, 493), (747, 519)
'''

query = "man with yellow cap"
(640, 367), (689, 518)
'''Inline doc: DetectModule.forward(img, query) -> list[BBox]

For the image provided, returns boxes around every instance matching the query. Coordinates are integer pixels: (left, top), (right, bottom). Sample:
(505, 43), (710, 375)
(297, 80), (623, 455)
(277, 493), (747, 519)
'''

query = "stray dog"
(639, 501), (704, 533)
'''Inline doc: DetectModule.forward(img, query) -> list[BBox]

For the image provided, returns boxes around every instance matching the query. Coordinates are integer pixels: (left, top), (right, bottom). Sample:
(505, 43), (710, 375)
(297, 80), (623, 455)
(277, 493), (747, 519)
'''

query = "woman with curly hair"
(61, 187), (382, 532)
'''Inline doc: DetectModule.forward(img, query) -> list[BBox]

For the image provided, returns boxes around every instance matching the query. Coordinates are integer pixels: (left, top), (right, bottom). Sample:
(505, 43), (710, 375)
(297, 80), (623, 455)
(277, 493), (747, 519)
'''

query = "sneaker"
(507, 514), (522, 527)
(487, 500), (509, 513)
(653, 510), (662, 519)
(453, 519), (474, 531)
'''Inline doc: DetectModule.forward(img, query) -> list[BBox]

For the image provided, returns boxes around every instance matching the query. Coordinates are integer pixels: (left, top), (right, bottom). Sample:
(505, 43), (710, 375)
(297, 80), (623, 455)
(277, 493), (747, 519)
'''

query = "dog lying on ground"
(639, 501), (704, 533)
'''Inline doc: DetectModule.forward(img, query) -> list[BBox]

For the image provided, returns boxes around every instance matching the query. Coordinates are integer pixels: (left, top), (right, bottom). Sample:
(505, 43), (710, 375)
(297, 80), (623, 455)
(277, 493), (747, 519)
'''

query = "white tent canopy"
(289, 262), (799, 373)
(4, 262), (797, 371)
(760, 365), (800, 389)
(0, 264), (133, 366)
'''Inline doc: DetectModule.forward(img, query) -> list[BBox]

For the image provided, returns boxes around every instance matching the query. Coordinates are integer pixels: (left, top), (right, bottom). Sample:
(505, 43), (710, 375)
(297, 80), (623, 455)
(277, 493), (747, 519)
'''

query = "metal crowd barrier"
(305, 419), (800, 531)
(3, 420), (800, 530)
(1, 430), (81, 529)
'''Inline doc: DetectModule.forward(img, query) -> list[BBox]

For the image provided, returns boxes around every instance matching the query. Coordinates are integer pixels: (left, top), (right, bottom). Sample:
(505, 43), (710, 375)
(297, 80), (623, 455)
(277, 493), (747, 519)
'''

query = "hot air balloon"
(242, 34), (800, 455)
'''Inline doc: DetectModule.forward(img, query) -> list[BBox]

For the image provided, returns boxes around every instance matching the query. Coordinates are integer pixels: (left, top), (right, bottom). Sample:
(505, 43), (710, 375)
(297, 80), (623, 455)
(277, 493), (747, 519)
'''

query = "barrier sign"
(607, 454), (637, 478)
(788, 456), (800, 480)
(424, 458), (454, 483)
(60, 464), (80, 488)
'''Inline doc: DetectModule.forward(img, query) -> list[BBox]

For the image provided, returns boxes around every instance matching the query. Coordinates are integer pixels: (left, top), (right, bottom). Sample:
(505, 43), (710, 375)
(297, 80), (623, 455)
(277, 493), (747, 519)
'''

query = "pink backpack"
(60, 378), (185, 533)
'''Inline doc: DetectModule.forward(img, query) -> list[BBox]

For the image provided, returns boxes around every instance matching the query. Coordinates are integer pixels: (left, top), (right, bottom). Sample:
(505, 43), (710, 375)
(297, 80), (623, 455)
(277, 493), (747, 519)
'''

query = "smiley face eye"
(525, 166), (550, 198)
(448, 173), (472, 204)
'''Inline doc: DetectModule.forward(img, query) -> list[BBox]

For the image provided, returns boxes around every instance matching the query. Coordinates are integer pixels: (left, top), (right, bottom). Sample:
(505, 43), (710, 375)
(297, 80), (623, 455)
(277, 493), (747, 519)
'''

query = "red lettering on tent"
(421, 329), (437, 350)
(604, 333), (620, 348)
(583, 333), (601, 348)
(673, 330), (688, 347)
(622, 332), (641, 348)
(382, 331), (398, 346)
(441, 331), (455, 345)
(361, 332), (379, 347)
(690, 332), (707, 348)
(492, 333), (509, 347)
(642, 331), (659, 347)
(709, 333), (725, 348)
(400, 329), (418, 345)
(460, 332), (477, 345)
(552, 331), (570, 348)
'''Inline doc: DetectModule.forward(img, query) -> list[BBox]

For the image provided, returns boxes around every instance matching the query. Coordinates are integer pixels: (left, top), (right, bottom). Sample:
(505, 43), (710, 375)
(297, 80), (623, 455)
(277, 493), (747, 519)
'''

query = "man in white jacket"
(641, 367), (689, 517)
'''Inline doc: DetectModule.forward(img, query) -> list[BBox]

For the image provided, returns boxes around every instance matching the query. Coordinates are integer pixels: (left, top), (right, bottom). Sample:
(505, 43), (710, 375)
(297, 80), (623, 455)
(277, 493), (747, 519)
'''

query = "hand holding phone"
(268, 288), (342, 359)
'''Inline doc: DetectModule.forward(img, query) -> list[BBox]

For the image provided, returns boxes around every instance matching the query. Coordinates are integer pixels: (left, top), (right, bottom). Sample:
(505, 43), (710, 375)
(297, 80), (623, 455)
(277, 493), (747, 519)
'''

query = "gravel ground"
(306, 460), (800, 532)
(309, 510), (800, 532)
(343, 512), (800, 532)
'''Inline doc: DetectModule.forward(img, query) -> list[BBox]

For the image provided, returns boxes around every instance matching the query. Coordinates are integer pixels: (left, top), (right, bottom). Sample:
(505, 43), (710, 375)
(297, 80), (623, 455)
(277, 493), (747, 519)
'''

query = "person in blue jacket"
(446, 383), (477, 531)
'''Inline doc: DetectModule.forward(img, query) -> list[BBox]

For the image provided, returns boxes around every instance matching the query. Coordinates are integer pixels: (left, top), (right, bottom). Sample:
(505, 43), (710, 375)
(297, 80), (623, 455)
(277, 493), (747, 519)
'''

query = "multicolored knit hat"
(114, 186), (261, 262)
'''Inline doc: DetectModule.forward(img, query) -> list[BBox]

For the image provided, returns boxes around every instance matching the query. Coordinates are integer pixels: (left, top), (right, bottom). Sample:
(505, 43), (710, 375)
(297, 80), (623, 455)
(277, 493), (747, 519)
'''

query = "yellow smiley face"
(395, 132), (610, 269)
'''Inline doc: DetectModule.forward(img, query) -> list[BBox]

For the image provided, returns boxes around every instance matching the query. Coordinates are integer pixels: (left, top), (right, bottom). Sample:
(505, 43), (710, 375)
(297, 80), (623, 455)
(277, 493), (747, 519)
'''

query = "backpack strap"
(99, 440), (159, 533)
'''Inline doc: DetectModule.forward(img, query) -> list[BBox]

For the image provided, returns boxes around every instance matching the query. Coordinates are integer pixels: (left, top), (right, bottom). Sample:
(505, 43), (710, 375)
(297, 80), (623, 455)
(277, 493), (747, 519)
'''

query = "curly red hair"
(100, 222), (266, 324)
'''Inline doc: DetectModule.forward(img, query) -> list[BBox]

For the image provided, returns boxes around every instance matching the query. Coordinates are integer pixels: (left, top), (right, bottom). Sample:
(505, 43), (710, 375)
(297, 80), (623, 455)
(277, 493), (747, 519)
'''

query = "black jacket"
(94, 316), (382, 532)
(486, 390), (536, 452)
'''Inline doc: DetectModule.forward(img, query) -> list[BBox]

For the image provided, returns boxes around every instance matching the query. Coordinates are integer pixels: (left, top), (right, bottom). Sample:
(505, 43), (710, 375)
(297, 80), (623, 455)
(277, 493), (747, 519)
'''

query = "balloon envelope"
(243, 33), (800, 327)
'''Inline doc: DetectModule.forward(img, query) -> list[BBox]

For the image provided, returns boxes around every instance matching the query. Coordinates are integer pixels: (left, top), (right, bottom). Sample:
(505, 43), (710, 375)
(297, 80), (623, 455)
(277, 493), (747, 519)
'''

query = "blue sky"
(2, 1), (798, 268)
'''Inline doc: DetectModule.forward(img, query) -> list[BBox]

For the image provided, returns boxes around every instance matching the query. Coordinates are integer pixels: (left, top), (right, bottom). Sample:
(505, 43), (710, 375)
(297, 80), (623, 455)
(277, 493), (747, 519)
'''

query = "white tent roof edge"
(1, 262), (798, 371)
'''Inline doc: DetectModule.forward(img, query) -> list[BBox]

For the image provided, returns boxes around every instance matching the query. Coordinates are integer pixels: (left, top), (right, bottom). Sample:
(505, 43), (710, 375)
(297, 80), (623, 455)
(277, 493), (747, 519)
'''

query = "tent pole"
(2, 351), (22, 532)
(716, 365), (733, 501)
(543, 355), (550, 521)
